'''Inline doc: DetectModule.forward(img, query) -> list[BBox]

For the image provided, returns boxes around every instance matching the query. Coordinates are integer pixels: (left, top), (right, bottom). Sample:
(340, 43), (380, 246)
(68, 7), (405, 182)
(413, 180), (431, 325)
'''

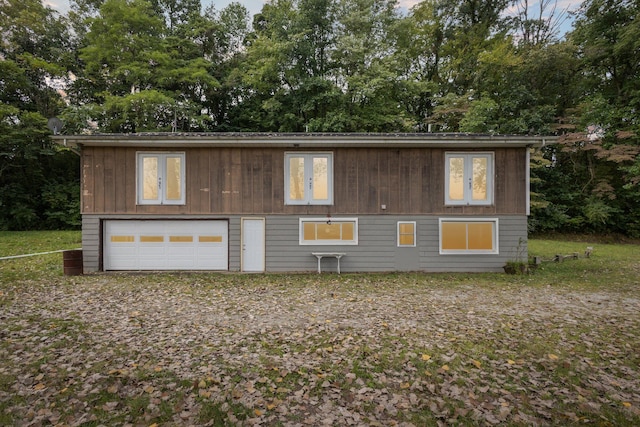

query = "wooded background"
(1, 0), (639, 237)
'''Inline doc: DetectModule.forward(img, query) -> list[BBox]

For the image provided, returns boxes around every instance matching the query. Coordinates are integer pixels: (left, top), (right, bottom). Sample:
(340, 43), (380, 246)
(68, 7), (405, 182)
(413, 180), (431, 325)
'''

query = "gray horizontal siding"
(228, 218), (241, 271)
(264, 215), (527, 273)
(82, 216), (100, 273)
(82, 214), (528, 273)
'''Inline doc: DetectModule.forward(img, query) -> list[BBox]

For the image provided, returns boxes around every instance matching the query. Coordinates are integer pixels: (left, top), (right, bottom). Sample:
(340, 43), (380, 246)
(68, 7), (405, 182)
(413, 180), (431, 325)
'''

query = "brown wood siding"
(81, 146), (528, 215)
(81, 150), (93, 213)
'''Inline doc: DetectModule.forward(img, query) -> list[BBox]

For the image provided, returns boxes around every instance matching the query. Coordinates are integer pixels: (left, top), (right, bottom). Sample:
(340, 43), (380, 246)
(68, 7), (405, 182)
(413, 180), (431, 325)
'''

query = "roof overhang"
(52, 132), (557, 149)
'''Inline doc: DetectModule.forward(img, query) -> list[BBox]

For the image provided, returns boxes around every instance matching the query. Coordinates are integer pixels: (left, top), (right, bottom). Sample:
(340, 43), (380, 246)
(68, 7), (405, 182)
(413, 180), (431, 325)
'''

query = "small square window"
(397, 221), (416, 247)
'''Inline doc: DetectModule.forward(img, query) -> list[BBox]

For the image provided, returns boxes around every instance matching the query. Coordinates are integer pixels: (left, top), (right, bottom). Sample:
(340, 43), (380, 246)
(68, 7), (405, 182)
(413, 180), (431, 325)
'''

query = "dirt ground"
(2, 274), (639, 425)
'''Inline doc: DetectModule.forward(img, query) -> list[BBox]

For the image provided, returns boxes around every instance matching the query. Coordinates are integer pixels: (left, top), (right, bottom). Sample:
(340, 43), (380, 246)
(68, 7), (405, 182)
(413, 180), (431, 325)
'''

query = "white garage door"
(104, 220), (228, 270)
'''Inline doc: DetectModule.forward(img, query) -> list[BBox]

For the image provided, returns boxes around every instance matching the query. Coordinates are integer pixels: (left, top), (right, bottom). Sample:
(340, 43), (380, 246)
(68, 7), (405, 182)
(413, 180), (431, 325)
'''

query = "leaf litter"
(1, 274), (639, 425)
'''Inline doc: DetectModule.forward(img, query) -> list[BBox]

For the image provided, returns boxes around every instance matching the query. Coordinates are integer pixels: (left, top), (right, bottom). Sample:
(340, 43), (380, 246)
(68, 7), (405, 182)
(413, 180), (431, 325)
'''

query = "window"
(285, 153), (333, 205)
(397, 221), (416, 247)
(299, 218), (358, 245)
(439, 218), (499, 254)
(137, 153), (185, 205)
(445, 153), (494, 205)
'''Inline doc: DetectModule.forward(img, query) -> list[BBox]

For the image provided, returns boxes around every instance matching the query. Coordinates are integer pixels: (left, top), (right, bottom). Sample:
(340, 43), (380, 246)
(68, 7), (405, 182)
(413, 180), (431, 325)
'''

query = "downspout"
(526, 146), (531, 216)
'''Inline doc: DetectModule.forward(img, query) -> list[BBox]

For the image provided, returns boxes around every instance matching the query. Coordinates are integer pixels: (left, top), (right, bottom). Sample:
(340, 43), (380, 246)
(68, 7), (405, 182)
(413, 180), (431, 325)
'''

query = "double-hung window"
(137, 152), (185, 205)
(397, 221), (416, 247)
(285, 153), (333, 205)
(445, 153), (494, 205)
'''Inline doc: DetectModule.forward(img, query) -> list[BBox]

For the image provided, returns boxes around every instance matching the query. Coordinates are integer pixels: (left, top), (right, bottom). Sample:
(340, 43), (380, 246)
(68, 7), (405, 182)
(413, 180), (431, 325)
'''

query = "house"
(54, 133), (552, 273)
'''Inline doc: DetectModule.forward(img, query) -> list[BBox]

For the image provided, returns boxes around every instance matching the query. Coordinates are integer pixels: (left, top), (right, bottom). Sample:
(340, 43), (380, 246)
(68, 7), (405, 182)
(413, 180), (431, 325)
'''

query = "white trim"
(444, 152), (494, 206)
(438, 218), (499, 255)
(299, 217), (358, 245)
(284, 152), (334, 205)
(241, 217), (266, 272)
(104, 219), (228, 270)
(136, 152), (186, 205)
(397, 221), (417, 247)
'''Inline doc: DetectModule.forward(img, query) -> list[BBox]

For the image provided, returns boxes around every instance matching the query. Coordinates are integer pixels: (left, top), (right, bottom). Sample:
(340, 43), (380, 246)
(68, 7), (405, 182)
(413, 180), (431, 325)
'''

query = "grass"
(0, 230), (82, 281)
(1, 231), (639, 425)
(0, 230), (81, 257)
(528, 238), (640, 290)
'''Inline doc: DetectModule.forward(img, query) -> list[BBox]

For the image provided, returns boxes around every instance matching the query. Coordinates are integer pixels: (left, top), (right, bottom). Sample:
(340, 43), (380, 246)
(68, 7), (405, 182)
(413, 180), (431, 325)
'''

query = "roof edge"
(52, 132), (557, 149)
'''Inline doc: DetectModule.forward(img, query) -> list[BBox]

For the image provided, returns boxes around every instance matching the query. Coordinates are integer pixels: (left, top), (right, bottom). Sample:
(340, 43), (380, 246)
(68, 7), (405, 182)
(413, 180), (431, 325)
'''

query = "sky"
(44, 0), (583, 36)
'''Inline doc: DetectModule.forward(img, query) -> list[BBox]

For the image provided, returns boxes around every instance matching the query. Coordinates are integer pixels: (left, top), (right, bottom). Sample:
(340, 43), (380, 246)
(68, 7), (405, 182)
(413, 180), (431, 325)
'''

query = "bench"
(311, 252), (346, 274)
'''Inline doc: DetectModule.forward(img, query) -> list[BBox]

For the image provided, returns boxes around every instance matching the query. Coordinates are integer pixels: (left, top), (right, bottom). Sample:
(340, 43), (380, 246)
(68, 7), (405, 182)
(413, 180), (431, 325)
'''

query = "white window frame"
(284, 152), (333, 205)
(439, 218), (499, 255)
(397, 221), (417, 247)
(444, 152), (494, 206)
(136, 152), (186, 205)
(299, 218), (358, 245)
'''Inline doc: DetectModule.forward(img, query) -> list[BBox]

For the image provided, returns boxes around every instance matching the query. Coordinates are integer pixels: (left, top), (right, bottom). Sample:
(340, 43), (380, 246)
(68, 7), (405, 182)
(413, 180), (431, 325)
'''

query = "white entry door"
(241, 218), (265, 272)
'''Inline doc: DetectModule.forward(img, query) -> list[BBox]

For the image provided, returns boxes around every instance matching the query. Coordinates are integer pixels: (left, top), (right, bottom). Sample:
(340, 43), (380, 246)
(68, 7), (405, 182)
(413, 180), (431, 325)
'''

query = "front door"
(241, 218), (265, 272)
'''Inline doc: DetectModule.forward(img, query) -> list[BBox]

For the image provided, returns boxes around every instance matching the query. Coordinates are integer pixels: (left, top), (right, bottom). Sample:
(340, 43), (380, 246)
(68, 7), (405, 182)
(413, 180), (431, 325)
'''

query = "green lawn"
(528, 237), (640, 290)
(0, 230), (82, 281)
(0, 230), (81, 257)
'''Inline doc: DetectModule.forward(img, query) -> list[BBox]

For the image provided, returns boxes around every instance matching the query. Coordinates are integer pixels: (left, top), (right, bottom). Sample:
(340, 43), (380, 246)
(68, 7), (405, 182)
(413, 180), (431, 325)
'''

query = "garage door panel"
(109, 256), (138, 270)
(105, 220), (228, 270)
(169, 258), (197, 269)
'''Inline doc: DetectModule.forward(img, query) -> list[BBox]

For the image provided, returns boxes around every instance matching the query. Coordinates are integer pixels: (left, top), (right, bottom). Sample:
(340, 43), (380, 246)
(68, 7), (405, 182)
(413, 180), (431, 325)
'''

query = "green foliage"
(80, 0), (166, 95)
(0, 0), (79, 231)
(571, 0), (640, 113)
(100, 90), (177, 132)
(41, 181), (81, 229)
(459, 97), (499, 133)
(0, 105), (79, 230)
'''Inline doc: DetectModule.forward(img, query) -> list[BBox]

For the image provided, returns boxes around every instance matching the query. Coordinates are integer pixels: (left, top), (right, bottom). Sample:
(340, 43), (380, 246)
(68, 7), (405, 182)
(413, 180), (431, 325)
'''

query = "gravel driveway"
(2, 273), (639, 426)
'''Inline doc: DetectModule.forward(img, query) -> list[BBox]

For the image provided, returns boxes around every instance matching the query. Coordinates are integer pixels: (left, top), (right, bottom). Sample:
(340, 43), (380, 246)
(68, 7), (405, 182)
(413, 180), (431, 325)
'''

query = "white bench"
(311, 253), (346, 274)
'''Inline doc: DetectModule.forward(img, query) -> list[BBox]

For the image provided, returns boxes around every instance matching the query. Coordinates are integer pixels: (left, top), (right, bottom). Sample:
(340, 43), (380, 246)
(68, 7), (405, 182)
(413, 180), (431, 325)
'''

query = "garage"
(104, 220), (228, 270)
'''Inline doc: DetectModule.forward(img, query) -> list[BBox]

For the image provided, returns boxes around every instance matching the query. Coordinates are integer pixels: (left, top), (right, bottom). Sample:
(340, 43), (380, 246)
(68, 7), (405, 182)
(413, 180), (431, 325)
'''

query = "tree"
(199, 2), (254, 130)
(240, 0), (338, 131)
(328, 0), (410, 131)
(436, 0), (513, 95)
(157, 0), (200, 30)
(456, 40), (574, 135)
(393, 1), (443, 130)
(571, 0), (640, 113)
(79, 0), (166, 99)
(511, 0), (570, 46)
(0, 0), (79, 229)
(543, 0), (640, 236)
(72, 0), (221, 132)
